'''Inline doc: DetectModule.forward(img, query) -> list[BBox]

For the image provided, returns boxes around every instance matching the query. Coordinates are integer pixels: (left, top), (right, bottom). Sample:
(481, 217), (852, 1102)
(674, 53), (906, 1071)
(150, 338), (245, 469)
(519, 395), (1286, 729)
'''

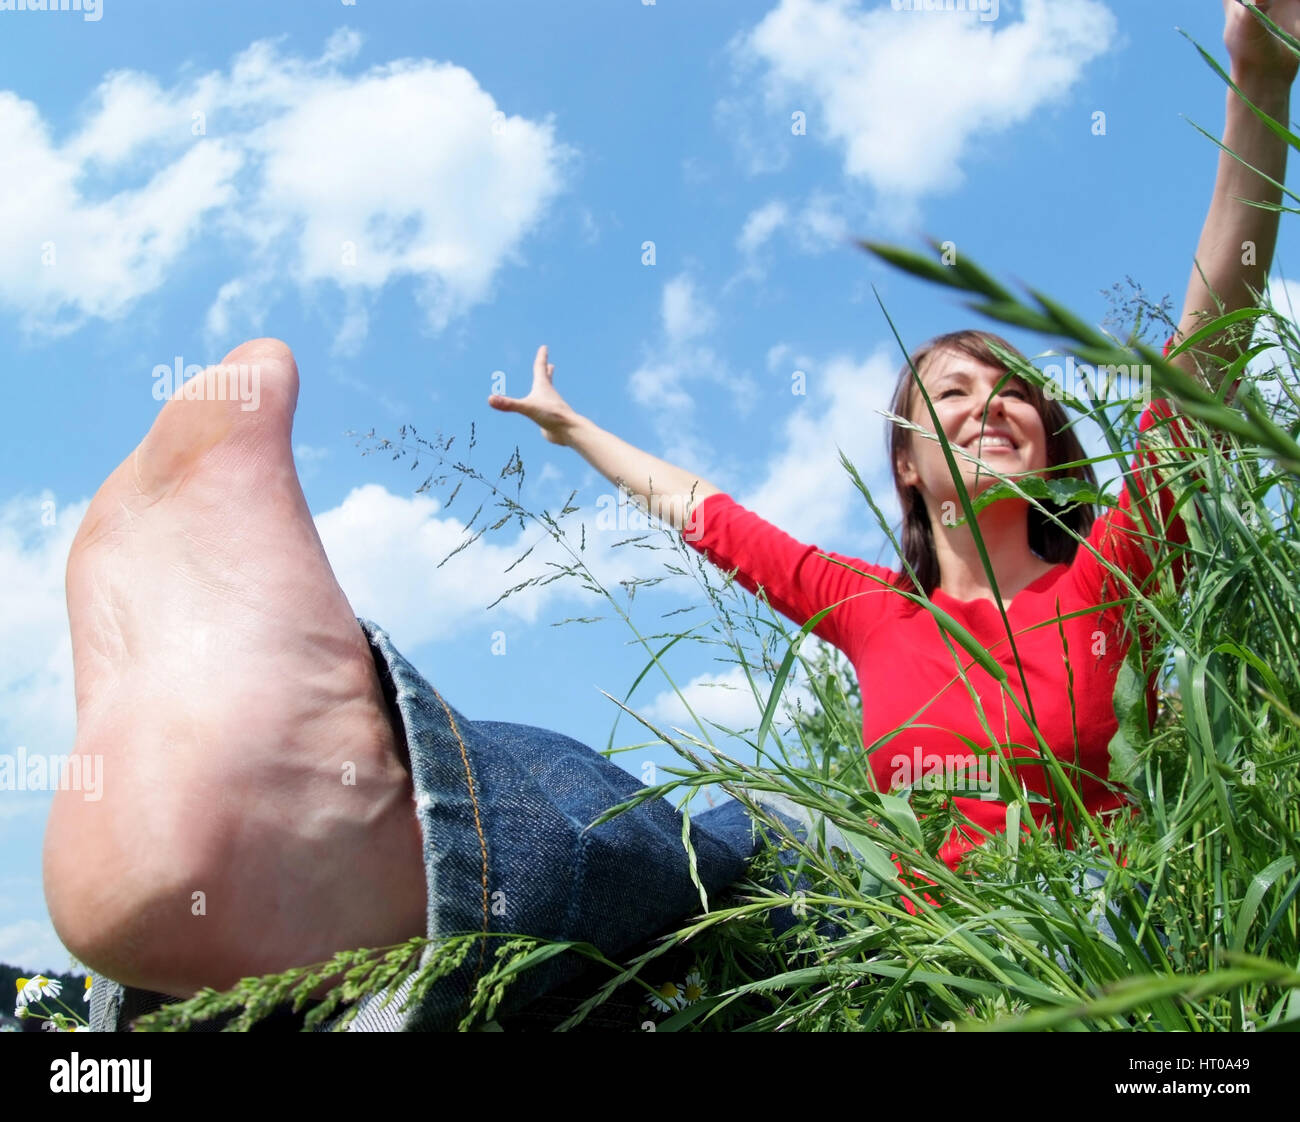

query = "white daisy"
(19, 976), (62, 1005)
(648, 981), (684, 1013)
(682, 971), (705, 1005)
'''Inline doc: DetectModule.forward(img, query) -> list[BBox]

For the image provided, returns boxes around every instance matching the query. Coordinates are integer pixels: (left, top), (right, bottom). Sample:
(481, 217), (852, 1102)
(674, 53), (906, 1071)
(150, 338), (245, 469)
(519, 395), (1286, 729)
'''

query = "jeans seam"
(426, 683), (492, 1011)
(559, 826), (590, 954)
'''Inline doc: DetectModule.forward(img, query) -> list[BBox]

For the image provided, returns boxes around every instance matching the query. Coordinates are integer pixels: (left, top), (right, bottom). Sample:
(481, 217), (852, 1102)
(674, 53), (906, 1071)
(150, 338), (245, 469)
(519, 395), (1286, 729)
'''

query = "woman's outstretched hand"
(1225, 0), (1300, 83)
(488, 344), (581, 446)
(490, 343), (722, 529)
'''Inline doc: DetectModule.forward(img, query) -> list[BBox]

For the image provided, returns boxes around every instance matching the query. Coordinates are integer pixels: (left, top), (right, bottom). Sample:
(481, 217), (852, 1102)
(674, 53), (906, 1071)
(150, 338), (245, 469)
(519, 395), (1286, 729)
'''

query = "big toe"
(132, 337), (300, 496)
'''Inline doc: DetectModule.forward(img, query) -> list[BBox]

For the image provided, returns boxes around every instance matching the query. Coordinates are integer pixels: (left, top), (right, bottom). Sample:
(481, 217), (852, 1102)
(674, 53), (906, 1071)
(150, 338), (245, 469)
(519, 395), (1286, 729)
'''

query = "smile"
(960, 435), (1018, 453)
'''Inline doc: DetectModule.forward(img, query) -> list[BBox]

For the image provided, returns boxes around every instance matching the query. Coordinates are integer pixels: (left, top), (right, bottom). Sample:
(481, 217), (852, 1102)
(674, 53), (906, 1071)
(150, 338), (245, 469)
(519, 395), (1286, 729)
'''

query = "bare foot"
(43, 339), (426, 999)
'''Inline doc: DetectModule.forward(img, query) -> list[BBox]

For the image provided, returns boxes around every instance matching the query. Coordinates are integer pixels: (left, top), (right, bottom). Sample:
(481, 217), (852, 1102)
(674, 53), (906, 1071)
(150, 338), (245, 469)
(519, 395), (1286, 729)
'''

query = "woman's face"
(895, 347), (1049, 511)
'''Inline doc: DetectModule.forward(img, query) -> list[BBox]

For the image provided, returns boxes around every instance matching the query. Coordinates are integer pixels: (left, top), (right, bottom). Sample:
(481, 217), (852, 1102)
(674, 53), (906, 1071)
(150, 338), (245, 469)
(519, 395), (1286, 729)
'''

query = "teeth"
(965, 437), (1014, 450)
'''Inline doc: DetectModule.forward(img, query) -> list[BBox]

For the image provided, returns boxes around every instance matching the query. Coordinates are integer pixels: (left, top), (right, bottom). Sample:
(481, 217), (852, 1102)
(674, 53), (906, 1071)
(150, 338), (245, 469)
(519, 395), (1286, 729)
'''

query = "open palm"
(487, 344), (579, 446)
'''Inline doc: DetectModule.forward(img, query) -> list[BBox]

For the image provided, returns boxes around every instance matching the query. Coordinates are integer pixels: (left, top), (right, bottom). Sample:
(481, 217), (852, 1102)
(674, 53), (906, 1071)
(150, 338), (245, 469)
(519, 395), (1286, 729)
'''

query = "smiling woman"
(671, 331), (1194, 873)
(887, 329), (1100, 602)
(487, 0), (1293, 882)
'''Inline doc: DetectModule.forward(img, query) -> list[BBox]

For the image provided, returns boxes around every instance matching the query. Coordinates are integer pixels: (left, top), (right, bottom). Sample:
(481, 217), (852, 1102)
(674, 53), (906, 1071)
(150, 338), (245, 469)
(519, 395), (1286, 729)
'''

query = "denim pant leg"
(88, 617), (818, 1031)
(1080, 866), (1168, 948)
(353, 617), (836, 1029)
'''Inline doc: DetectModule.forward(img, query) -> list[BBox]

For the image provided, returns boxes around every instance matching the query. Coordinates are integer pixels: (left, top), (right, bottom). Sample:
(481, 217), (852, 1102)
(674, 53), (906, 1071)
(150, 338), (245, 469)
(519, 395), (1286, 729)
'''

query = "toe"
(132, 338), (300, 496)
(219, 337), (299, 409)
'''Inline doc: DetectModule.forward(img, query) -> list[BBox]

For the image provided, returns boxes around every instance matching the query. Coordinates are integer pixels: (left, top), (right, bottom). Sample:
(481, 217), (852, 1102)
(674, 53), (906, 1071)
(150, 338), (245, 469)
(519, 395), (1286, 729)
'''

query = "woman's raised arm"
(1172, 0), (1299, 392)
(488, 344), (723, 531)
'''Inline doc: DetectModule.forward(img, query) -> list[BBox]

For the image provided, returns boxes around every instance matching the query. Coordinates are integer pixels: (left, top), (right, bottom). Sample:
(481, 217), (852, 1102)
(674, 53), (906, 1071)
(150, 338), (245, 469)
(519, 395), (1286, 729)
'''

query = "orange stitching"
(428, 685), (492, 1011)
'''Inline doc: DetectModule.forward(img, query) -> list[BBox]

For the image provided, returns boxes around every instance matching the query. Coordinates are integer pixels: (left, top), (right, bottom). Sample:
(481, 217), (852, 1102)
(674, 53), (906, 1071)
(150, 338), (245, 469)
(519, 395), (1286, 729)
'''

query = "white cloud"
(0, 494), (83, 982)
(641, 663), (815, 736)
(322, 26), (365, 66)
(577, 208), (600, 245)
(714, 93), (793, 178)
(729, 0), (1115, 213)
(315, 484), (560, 652)
(535, 462), (564, 487)
(313, 482), (692, 654)
(1249, 276), (1300, 400)
(738, 200), (789, 255)
(0, 88), (243, 334)
(628, 360), (696, 415)
(792, 192), (849, 253)
(0, 494), (85, 762)
(728, 193), (850, 292)
(0, 918), (75, 977)
(293, 443), (332, 480)
(681, 156), (717, 186)
(766, 342), (795, 372)
(627, 274), (757, 469)
(64, 71), (185, 167)
(662, 275), (717, 343)
(739, 346), (902, 546)
(204, 278), (264, 341)
(0, 32), (575, 349)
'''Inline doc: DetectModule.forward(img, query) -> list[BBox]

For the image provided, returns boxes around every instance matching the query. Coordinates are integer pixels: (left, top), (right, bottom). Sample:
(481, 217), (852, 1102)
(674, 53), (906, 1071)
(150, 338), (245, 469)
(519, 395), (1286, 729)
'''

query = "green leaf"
(966, 475), (1116, 518)
(1108, 651), (1150, 786)
(838, 827), (903, 886)
(1232, 856), (1296, 953)
(857, 240), (974, 293)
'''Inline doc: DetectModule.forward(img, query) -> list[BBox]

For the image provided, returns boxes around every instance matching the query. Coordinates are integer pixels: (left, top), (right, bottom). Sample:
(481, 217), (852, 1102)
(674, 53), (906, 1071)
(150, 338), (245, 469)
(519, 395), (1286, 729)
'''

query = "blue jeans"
(89, 618), (829, 1031)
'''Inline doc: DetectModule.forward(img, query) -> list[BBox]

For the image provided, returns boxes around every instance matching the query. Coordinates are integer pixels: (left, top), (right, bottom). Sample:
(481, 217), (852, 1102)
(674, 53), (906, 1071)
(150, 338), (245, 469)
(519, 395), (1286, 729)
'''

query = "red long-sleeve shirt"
(684, 399), (1195, 871)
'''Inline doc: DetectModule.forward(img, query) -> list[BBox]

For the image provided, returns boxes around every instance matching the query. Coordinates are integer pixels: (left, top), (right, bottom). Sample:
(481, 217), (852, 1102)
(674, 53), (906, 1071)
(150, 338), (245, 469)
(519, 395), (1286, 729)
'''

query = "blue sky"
(0, 0), (1283, 975)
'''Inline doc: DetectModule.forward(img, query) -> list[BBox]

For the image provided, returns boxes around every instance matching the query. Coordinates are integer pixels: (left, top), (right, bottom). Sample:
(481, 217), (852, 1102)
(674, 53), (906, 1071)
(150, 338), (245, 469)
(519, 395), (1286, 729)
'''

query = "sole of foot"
(44, 339), (427, 1002)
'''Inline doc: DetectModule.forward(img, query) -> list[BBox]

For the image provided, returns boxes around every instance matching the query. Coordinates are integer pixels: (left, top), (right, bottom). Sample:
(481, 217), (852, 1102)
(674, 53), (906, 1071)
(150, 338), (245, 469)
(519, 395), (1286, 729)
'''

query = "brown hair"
(887, 329), (1097, 596)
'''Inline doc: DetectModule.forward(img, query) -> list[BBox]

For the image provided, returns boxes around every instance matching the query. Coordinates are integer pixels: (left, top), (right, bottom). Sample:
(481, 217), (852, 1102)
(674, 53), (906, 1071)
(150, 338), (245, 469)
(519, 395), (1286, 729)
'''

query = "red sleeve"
(1070, 337), (1198, 604)
(683, 493), (897, 650)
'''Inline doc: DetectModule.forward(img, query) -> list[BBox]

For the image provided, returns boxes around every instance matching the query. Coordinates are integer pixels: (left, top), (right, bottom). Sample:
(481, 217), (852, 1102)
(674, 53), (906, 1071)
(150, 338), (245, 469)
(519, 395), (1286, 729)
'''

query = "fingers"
(492, 346), (554, 414)
(534, 343), (555, 382)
